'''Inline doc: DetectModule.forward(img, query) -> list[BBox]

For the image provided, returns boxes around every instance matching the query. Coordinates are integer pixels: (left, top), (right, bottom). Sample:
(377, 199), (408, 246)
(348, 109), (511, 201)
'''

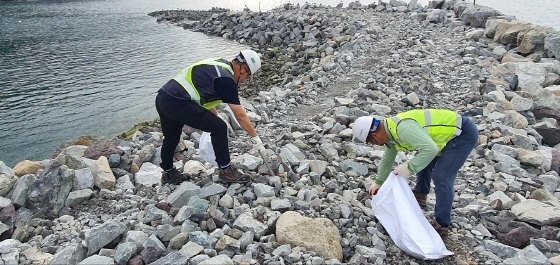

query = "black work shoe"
(161, 168), (190, 184)
(218, 165), (251, 183)
(432, 218), (449, 241)
(413, 190), (427, 208)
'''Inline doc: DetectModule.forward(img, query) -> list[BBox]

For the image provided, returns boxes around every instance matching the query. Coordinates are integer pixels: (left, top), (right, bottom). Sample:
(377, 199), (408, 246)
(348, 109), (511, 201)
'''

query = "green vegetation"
(120, 119), (161, 139)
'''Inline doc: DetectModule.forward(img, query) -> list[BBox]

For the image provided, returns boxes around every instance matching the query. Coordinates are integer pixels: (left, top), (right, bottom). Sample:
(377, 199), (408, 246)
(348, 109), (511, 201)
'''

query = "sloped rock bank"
(1, 1), (560, 265)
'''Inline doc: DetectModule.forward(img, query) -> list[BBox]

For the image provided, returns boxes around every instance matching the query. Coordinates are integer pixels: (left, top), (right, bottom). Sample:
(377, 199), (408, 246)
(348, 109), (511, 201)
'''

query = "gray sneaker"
(218, 165), (250, 183)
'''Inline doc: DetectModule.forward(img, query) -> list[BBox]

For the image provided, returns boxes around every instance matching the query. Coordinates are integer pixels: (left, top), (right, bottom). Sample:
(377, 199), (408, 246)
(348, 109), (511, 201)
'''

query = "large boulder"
(511, 199), (560, 226)
(276, 211), (342, 261)
(26, 163), (74, 219)
(517, 25), (558, 54)
(484, 18), (507, 38)
(545, 33), (560, 59)
(493, 21), (529, 45)
(459, 5), (502, 28)
(533, 127), (560, 147)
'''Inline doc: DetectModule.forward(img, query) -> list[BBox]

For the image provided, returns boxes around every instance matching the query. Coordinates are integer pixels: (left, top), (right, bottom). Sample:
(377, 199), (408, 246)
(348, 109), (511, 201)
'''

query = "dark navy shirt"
(160, 61), (240, 105)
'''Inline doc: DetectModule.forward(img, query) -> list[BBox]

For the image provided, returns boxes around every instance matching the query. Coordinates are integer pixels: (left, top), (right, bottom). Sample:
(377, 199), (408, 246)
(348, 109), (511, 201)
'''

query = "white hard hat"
(352, 116), (378, 142)
(239, 49), (261, 75)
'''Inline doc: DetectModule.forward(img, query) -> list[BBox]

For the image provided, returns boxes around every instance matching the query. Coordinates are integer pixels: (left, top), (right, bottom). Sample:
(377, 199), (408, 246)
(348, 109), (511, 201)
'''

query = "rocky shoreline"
(1, 0), (560, 264)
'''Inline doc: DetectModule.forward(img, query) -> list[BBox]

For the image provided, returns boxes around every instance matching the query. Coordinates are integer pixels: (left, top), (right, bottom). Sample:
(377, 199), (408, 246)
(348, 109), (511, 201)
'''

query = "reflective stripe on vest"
(172, 58), (234, 105)
(386, 109), (462, 151)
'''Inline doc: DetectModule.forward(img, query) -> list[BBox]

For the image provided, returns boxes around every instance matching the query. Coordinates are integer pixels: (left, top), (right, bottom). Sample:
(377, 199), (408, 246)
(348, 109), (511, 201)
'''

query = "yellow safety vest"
(386, 109), (462, 151)
(172, 58), (234, 109)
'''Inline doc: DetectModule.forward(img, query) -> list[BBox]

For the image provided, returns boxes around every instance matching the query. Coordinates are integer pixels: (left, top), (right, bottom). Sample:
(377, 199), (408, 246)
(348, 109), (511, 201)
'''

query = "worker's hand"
(393, 162), (411, 177)
(369, 183), (381, 196)
(251, 136), (265, 152)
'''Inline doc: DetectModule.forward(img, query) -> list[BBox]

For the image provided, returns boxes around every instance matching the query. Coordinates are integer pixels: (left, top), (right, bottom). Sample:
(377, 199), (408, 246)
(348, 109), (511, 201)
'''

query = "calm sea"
(1, 0), (559, 167)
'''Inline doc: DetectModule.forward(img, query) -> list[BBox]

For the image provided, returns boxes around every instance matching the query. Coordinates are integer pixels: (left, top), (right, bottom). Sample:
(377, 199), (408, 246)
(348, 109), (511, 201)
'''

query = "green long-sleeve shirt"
(375, 119), (439, 185)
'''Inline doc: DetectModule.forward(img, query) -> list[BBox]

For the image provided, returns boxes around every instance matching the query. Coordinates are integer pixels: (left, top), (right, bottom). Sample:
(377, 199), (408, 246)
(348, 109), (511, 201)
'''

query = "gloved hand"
(251, 136), (265, 152)
(393, 162), (411, 177)
(369, 183), (381, 196)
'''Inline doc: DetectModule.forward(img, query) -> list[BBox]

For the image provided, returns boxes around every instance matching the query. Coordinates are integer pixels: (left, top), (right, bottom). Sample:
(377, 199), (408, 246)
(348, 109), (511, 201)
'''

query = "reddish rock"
(84, 142), (124, 160)
(212, 216), (226, 229)
(127, 255), (144, 265)
(532, 109), (560, 123)
(497, 226), (531, 248)
(489, 199), (503, 210)
(0, 204), (16, 240)
(141, 247), (162, 264)
(498, 221), (540, 237)
(155, 202), (171, 213)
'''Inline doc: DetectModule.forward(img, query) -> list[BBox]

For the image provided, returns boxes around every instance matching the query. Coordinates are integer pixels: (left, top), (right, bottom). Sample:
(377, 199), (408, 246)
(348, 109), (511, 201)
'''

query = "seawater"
(1, 0), (558, 167)
(470, 0), (560, 31)
(0, 0), (250, 167)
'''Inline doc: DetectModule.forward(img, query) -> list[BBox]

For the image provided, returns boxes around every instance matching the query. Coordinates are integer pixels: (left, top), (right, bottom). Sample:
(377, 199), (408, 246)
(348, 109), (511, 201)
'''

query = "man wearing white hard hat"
(155, 50), (264, 184)
(352, 109), (478, 240)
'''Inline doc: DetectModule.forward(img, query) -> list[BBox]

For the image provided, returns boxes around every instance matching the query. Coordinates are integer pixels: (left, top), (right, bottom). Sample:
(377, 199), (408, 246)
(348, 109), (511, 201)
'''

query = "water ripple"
(0, 0), (250, 166)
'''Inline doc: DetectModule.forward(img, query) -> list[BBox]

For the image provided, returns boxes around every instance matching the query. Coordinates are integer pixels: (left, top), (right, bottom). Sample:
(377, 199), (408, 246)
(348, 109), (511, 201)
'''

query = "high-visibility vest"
(172, 58), (234, 109)
(386, 109), (462, 151)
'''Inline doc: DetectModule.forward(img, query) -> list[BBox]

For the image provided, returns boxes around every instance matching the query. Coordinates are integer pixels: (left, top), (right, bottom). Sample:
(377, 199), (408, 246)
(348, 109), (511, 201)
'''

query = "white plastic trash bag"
(370, 173), (454, 260)
(199, 132), (218, 166)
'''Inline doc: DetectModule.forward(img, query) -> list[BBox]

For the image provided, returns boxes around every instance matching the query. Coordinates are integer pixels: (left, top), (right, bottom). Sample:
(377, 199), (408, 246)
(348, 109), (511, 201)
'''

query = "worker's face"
(235, 63), (251, 84)
(366, 130), (389, 145)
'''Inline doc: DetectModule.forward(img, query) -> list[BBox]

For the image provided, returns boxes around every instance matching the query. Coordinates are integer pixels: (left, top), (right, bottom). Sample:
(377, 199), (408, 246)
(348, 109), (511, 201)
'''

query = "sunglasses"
(366, 119), (380, 143)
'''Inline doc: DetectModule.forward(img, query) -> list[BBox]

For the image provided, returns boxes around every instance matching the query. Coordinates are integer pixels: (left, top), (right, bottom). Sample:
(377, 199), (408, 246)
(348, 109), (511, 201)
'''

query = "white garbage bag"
(370, 173), (454, 260)
(199, 132), (218, 166)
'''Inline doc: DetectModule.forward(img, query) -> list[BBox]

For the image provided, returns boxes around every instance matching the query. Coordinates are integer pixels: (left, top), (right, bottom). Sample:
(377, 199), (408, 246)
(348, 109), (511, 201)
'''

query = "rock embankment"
(1, 1), (560, 264)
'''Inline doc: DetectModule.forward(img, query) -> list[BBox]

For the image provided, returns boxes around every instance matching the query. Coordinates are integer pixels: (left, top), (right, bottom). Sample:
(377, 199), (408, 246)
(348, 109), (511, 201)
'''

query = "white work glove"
(393, 162), (411, 177)
(251, 136), (265, 152)
(369, 183), (381, 196)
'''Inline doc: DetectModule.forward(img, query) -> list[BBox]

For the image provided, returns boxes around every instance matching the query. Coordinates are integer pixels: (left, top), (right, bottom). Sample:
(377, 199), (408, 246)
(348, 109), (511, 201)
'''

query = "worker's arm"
(375, 145), (398, 185)
(396, 120), (439, 173)
(228, 103), (257, 137)
(208, 108), (218, 115)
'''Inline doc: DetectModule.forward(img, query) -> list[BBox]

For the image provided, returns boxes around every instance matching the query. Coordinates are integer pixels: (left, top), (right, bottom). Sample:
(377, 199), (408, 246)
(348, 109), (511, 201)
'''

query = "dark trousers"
(414, 116), (479, 227)
(155, 90), (230, 170)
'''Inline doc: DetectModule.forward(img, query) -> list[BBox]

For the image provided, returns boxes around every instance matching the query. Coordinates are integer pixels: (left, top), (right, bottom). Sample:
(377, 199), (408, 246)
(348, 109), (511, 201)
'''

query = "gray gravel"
(1, 1), (560, 265)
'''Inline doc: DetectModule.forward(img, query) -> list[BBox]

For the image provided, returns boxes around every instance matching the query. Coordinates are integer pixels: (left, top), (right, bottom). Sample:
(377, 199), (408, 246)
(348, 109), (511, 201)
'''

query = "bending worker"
(155, 50), (265, 184)
(352, 109), (478, 240)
